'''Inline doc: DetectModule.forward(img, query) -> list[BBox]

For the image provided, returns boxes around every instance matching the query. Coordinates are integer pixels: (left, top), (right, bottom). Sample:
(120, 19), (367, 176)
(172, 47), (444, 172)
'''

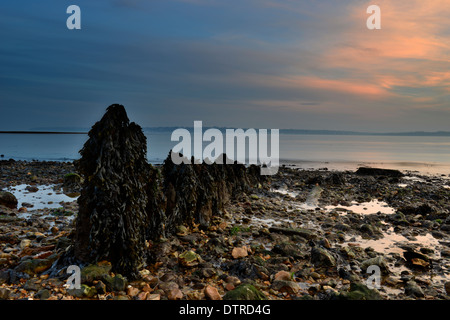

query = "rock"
(95, 281), (107, 294)
(0, 191), (18, 209)
(0, 287), (11, 300)
(405, 280), (425, 298)
(147, 293), (160, 300)
(232, 246), (248, 259)
(360, 256), (390, 274)
(80, 262), (112, 284)
(271, 280), (300, 294)
(272, 243), (304, 259)
(311, 246), (336, 267)
(204, 285), (222, 300)
(68, 284), (97, 298)
(179, 250), (202, 267)
(334, 282), (382, 300)
(268, 227), (316, 240)
(444, 282), (450, 295)
(403, 250), (431, 269)
(356, 167), (403, 177)
(103, 274), (128, 292)
(34, 289), (51, 300)
(167, 288), (183, 300)
(223, 283), (266, 300)
(274, 270), (292, 281)
(25, 186), (39, 193)
(127, 286), (140, 297)
(63, 173), (83, 192)
(14, 254), (58, 275)
(19, 239), (31, 250)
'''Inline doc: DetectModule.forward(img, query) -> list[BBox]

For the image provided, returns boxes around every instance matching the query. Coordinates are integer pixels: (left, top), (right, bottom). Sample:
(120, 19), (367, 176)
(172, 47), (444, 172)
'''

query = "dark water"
(1, 132), (450, 175)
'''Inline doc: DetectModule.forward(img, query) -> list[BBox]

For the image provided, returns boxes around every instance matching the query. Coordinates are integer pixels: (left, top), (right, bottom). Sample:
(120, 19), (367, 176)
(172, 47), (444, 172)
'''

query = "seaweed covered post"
(72, 104), (149, 279)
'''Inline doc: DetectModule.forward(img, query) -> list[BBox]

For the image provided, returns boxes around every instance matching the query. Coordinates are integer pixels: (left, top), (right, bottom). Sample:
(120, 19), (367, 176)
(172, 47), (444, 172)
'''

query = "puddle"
(325, 199), (395, 215)
(271, 188), (299, 198)
(6, 184), (79, 210)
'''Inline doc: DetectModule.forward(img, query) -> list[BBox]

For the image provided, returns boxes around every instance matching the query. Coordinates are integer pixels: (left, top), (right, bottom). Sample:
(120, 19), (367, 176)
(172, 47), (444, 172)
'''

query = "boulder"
(0, 191), (17, 209)
(311, 246), (336, 267)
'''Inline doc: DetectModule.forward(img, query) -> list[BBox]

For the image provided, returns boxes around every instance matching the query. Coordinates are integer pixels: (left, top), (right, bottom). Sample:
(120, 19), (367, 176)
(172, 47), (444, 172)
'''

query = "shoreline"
(0, 160), (449, 300)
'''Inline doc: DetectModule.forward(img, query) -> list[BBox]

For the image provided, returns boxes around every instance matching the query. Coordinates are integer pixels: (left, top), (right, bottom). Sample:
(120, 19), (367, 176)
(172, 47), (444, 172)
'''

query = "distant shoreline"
(0, 131), (87, 135)
(2, 129), (450, 137)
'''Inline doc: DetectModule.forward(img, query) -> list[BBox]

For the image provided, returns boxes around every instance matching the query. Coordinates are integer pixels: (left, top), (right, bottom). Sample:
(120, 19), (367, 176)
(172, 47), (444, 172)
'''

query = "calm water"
(1, 132), (450, 175)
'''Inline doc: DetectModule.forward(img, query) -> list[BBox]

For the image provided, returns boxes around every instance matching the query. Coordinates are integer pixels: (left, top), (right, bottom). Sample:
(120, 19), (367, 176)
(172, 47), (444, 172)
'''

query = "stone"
(95, 281), (107, 294)
(232, 246), (248, 259)
(127, 286), (140, 297)
(0, 287), (11, 300)
(0, 191), (18, 209)
(147, 293), (160, 300)
(34, 289), (51, 300)
(360, 256), (390, 274)
(271, 280), (300, 294)
(204, 285), (222, 300)
(19, 239), (31, 250)
(311, 247), (336, 267)
(167, 288), (183, 300)
(274, 270), (292, 281)
(444, 282), (450, 295)
(223, 283), (266, 300)
(81, 262), (112, 284)
(179, 250), (201, 267)
(269, 227), (317, 240)
(68, 284), (97, 298)
(334, 282), (382, 300)
(405, 280), (425, 298)
(14, 254), (58, 275)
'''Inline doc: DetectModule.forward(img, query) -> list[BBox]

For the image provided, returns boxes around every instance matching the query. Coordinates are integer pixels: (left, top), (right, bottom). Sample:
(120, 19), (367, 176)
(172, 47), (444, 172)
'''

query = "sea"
(1, 132), (450, 176)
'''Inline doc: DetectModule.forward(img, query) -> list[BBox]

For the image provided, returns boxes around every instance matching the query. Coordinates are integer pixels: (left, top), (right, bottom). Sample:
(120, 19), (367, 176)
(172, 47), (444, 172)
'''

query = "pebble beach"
(1, 159), (450, 300)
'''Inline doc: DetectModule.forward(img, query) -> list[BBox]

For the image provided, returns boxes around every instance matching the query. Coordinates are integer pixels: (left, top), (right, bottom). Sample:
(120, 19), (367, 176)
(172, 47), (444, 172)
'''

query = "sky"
(1, 0), (450, 132)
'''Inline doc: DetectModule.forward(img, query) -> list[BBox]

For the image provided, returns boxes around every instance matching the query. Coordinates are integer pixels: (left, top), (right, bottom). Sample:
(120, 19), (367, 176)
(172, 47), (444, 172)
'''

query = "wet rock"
(178, 250), (202, 267)
(272, 243), (305, 259)
(34, 289), (51, 300)
(62, 173), (83, 193)
(360, 256), (390, 274)
(68, 284), (97, 298)
(311, 246), (336, 267)
(204, 285), (222, 300)
(268, 227), (317, 240)
(103, 274), (128, 292)
(403, 250), (431, 270)
(25, 186), (39, 193)
(334, 282), (382, 300)
(14, 254), (58, 275)
(274, 270), (292, 281)
(405, 280), (425, 298)
(271, 280), (300, 294)
(445, 282), (450, 295)
(0, 287), (11, 300)
(0, 191), (18, 209)
(80, 262), (112, 284)
(223, 283), (266, 300)
(232, 246), (249, 259)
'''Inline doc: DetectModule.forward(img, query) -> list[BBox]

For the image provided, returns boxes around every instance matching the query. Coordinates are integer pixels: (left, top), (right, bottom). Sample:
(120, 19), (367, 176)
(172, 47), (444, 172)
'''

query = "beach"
(0, 159), (449, 300)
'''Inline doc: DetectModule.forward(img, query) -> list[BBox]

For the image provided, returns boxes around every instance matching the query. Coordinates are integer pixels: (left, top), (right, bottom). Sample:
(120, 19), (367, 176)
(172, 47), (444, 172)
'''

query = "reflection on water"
(6, 184), (79, 210)
(326, 199), (396, 215)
